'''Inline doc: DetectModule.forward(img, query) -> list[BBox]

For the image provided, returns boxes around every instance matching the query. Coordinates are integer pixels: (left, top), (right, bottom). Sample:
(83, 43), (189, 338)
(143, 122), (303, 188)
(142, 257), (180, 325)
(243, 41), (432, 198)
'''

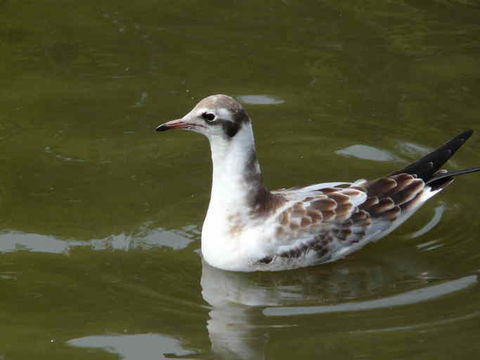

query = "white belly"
(202, 224), (252, 272)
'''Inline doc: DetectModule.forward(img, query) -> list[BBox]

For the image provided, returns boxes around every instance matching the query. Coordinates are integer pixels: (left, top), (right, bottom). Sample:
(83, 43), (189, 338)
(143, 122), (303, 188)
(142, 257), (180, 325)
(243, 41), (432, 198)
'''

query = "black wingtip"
(391, 129), (475, 181)
(459, 129), (474, 141)
(427, 166), (480, 190)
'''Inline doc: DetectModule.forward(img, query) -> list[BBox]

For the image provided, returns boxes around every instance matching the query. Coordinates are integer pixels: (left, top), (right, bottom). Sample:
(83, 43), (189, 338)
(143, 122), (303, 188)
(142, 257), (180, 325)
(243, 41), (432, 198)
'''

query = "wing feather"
(266, 174), (427, 265)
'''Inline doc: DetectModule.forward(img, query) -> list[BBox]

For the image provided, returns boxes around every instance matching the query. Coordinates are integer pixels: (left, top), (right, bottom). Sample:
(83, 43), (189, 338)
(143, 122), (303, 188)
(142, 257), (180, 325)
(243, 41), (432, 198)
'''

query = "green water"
(1, 0), (480, 359)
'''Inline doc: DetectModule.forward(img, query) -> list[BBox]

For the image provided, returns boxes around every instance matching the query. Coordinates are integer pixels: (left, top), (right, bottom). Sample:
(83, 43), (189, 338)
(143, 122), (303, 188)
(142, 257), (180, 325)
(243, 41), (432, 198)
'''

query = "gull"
(156, 94), (479, 272)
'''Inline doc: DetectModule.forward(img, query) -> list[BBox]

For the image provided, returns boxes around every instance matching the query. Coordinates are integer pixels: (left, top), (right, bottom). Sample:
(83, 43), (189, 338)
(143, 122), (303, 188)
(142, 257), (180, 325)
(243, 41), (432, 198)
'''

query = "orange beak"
(155, 119), (191, 132)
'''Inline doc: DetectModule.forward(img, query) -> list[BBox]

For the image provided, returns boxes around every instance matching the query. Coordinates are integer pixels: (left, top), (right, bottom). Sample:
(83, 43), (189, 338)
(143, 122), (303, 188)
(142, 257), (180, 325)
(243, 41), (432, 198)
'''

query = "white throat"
(207, 122), (264, 215)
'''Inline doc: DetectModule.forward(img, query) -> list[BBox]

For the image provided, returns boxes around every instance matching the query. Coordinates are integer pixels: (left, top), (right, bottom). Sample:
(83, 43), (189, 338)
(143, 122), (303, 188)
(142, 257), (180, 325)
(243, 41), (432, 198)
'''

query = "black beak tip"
(155, 124), (168, 132)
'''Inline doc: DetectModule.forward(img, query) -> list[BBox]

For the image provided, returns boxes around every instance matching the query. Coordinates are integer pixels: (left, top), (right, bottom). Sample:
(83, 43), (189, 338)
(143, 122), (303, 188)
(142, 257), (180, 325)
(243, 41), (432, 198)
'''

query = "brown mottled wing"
(270, 174), (426, 263)
(359, 173), (425, 215)
(271, 187), (366, 261)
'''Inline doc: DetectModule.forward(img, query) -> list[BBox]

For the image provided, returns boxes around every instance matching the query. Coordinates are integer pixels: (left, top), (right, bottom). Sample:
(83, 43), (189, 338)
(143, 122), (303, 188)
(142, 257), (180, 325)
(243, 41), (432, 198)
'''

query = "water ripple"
(0, 226), (196, 254)
(236, 95), (284, 105)
(68, 333), (196, 360)
(263, 275), (477, 316)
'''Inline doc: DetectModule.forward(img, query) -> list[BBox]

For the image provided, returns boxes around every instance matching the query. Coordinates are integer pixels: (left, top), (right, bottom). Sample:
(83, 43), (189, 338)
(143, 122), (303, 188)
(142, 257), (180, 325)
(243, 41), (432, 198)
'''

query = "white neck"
(207, 122), (266, 215)
(201, 120), (272, 271)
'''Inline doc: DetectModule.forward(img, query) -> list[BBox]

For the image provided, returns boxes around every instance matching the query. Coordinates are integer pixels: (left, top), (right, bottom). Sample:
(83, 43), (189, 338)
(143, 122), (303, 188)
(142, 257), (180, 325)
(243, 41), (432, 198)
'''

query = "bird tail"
(390, 129), (480, 190)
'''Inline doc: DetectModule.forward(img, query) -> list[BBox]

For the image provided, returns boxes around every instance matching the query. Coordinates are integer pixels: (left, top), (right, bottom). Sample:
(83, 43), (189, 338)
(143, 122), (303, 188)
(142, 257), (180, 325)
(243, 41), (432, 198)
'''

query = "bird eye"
(202, 112), (216, 122)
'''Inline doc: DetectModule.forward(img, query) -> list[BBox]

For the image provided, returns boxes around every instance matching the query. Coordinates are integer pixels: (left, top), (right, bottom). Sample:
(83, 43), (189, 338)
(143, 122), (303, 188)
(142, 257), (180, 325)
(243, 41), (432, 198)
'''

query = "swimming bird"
(156, 94), (480, 272)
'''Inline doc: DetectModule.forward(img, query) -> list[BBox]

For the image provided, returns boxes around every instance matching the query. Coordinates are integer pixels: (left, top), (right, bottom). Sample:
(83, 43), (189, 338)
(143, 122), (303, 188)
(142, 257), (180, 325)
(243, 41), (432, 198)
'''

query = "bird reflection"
(200, 246), (445, 360)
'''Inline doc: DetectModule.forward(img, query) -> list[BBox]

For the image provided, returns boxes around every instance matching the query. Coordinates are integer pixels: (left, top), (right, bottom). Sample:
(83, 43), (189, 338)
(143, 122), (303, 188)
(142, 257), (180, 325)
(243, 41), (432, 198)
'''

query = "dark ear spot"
(221, 121), (241, 137)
